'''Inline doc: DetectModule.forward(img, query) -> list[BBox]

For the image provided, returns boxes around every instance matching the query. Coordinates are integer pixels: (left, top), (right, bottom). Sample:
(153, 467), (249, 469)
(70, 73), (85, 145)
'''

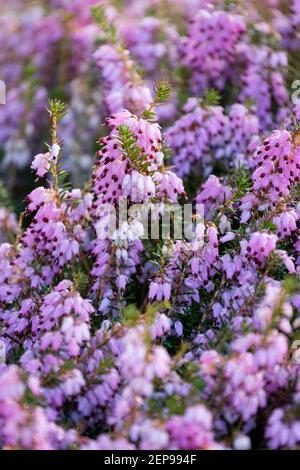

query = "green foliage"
(24, 387), (42, 407)
(165, 394), (186, 415)
(91, 4), (118, 44)
(224, 0), (237, 9)
(96, 356), (115, 375)
(153, 79), (172, 105)
(283, 275), (299, 295)
(45, 99), (73, 200)
(49, 84), (67, 102)
(0, 180), (11, 208)
(141, 108), (157, 123)
(122, 304), (140, 327)
(202, 88), (221, 107)
(216, 166), (251, 217)
(7, 345), (25, 365)
(59, 359), (76, 373)
(233, 167), (252, 200)
(177, 362), (205, 393)
(212, 323), (235, 355)
(161, 143), (172, 161)
(259, 220), (277, 232)
(147, 392), (186, 417)
(267, 252), (294, 281)
(174, 66), (192, 108)
(244, 97), (256, 109)
(0, 178), (24, 216)
(117, 124), (153, 173)
(47, 99), (66, 122)
(142, 79), (172, 121)
(23, 62), (37, 81)
(72, 270), (91, 297)
(146, 301), (171, 324)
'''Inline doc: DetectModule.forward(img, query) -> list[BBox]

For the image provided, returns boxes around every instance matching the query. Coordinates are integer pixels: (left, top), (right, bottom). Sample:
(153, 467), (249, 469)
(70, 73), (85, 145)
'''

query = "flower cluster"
(181, 9), (246, 94)
(166, 99), (259, 177)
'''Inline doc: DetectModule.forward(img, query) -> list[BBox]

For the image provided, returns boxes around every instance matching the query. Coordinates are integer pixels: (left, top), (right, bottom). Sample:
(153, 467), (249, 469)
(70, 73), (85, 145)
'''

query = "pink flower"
(31, 152), (51, 177)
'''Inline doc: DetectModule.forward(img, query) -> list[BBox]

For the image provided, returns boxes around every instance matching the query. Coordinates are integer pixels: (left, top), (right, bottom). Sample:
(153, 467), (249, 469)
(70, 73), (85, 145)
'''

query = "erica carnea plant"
(1, 0), (300, 451)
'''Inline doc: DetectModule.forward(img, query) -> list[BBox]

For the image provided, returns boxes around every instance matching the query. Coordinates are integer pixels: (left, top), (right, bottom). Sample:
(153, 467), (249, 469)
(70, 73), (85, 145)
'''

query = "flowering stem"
(47, 99), (66, 205)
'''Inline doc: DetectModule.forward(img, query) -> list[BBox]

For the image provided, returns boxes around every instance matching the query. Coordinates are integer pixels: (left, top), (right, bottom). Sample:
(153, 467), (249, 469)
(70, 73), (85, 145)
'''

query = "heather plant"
(0, 0), (297, 192)
(1, 0), (300, 452)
